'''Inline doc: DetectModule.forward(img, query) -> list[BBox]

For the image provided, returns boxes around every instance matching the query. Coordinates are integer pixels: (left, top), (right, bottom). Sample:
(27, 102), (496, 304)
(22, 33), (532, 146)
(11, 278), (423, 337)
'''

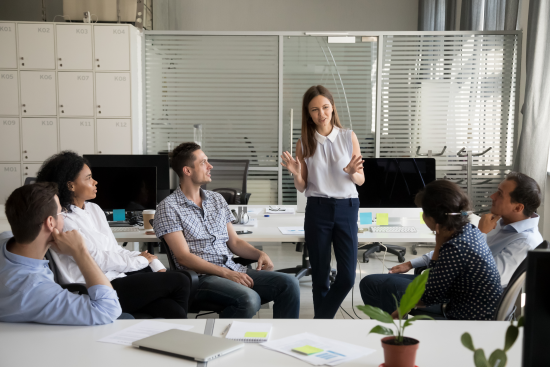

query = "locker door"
(0, 117), (20, 161)
(0, 164), (22, 203)
(17, 23), (55, 69)
(58, 72), (94, 116)
(20, 71), (57, 116)
(60, 119), (94, 155)
(97, 119), (131, 154)
(56, 24), (93, 70)
(95, 73), (130, 117)
(93, 25), (130, 71)
(21, 163), (43, 184)
(21, 118), (58, 162)
(0, 23), (17, 69)
(0, 71), (19, 115)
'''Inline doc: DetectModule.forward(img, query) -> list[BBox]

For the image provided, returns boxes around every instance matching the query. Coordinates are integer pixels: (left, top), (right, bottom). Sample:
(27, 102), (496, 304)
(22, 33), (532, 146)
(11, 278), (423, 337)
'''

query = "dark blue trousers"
(304, 197), (359, 319)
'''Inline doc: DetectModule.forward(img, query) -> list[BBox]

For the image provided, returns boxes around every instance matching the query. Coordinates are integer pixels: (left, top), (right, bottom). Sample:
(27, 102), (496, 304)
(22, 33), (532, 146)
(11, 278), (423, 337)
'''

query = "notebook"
(224, 321), (272, 343)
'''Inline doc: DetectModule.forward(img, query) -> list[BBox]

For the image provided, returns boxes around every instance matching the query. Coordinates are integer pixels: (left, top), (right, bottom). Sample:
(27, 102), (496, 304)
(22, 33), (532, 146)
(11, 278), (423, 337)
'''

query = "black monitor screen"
(89, 167), (157, 211)
(356, 158), (436, 208)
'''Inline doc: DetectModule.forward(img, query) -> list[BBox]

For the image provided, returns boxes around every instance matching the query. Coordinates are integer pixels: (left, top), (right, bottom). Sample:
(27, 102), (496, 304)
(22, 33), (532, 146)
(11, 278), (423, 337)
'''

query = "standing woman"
(281, 85), (365, 319)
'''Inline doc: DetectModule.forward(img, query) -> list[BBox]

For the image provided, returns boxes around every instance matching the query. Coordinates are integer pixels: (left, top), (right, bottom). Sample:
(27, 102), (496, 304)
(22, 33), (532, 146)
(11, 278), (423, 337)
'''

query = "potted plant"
(461, 317), (524, 367)
(357, 269), (433, 367)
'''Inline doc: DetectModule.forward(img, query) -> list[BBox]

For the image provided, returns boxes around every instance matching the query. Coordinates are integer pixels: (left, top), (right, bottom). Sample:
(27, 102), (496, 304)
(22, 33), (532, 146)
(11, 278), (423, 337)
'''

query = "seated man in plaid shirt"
(154, 142), (300, 318)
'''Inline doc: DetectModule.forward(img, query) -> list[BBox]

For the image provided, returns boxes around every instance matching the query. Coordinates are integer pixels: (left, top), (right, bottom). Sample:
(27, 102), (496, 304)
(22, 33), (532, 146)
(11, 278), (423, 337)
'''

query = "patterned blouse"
(422, 223), (503, 320)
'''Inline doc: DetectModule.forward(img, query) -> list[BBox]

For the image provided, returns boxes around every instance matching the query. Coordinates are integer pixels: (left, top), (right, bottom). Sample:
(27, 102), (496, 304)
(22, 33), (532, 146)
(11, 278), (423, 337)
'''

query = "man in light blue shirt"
(360, 172), (543, 312)
(0, 182), (121, 325)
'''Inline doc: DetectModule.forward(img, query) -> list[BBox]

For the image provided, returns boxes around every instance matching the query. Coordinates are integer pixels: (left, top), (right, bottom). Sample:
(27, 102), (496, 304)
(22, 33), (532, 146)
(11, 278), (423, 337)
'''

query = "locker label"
(40, 75), (53, 80)
(114, 76), (127, 81)
(2, 120), (16, 125)
(113, 29), (126, 34)
(76, 29), (88, 34)
(38, 28), (50, 33)
(41, 120), (54, 126)
(80, 121), (91, 126)
(0, 26), (12, 32)
(115, 122), (127, 127)
(77, 76), (89, 81)
(4, 167), (17, 172)
(1, 74), (14, 79)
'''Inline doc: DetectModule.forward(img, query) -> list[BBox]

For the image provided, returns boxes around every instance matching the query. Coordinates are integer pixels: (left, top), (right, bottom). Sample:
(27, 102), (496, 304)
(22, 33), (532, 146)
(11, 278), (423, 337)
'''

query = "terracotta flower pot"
(381, 336), (419, 367)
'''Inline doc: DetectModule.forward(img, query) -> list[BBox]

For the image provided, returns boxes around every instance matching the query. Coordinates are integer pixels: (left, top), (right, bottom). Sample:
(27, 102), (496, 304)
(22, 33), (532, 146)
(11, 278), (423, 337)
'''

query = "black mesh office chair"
(201, 159), (251, 204)
(24, 177), (37, 185)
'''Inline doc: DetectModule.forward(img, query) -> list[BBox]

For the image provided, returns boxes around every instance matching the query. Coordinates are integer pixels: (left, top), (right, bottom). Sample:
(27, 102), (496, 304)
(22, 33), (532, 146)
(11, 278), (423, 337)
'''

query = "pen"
(222, 323), (232, 336)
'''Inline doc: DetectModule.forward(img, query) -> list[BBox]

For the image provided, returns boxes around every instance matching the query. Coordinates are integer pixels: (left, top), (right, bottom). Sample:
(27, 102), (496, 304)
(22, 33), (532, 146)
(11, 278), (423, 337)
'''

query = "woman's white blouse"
(52, 202), (165, 284)
(303, 126), (358, 199)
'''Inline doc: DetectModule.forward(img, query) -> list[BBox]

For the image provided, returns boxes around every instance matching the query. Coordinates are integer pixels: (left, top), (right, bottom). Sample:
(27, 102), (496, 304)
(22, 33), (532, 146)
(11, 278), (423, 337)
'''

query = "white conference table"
(0, 318), (522, 367)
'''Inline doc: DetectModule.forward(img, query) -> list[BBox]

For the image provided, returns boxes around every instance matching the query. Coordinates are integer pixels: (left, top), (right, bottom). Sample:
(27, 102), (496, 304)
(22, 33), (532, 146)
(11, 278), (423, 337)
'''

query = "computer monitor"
(88, 166), (157, 211)
(356, 158), (436, 208)
(84, 154), (171, 204)
(522, 249), (550, 367)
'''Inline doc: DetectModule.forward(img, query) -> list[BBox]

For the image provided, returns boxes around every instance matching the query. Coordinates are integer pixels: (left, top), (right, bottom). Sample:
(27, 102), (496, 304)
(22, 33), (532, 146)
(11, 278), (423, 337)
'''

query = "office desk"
(0, 319), (521, 367)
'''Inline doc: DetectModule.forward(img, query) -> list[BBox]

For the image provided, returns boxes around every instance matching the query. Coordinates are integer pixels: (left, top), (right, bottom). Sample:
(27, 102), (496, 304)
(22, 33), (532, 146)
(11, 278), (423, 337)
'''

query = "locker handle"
(23, 151), (27, 153)
(98, 151), (102, 154)
(22, 104), (26, 107)
(97, 105), (101, 108)
(96, 59), (99, 61)
(20, 57), (24, 60)
(58, 58), (62, 61)
(60, 105), (64, 108)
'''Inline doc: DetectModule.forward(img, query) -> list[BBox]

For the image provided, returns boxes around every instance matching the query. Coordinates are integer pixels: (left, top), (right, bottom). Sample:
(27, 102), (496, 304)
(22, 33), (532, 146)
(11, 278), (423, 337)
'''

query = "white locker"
(21, 163), (43, 183)
(0, 23), (17, 69)
(60, 119), (95, 155)
(56, 24), (93, 70)
(58, 72), (94, 116)
(93, 25), (130, 71)
(21, 118), (58, 162)
(95, 73), (131, 117)
(0, 117), (20, 161)
(97, 119), (131, 154)
(20, 71), (57, 116)
(0, 71), (19, 115)
(17, 23), (55, 69)
(0, 164), (22, 203)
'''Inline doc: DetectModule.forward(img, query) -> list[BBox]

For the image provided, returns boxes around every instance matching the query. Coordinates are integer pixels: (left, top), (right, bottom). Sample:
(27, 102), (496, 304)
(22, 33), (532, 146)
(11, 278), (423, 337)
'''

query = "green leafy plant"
(356, 269), (433, 344)
(461, 317), (524, 367)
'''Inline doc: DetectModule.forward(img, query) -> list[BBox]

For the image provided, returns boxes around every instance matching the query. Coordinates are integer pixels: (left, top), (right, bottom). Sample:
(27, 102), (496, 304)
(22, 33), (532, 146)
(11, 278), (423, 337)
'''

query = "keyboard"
(111, 227), (142, 232)
(369, 226), (417, 233)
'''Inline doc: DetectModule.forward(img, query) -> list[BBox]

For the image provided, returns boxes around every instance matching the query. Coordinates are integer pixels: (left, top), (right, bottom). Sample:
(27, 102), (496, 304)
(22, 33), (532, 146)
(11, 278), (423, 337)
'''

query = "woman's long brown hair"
(301, 85), (343, 159)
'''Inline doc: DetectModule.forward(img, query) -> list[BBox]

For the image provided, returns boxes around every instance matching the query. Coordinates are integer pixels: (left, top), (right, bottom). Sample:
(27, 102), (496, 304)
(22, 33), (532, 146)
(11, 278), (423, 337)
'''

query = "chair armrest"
(414, 266), (428, 276)
(173, 269), (200, 299)
(233, 257), (256, 266)
(243, 193), (251, 204)
(60, 283), (88, 295)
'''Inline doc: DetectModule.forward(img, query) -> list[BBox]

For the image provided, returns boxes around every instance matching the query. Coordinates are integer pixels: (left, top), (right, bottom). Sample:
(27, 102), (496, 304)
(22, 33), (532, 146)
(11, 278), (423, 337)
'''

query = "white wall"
(153, 0), (419, 31)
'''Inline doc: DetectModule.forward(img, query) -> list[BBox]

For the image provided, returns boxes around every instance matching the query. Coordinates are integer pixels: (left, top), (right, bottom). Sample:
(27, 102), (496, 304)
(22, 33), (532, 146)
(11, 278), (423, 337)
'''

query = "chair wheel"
(398, 255), (406, 263)
(411, 249), (417, 255)
(363, 258), (369, 263)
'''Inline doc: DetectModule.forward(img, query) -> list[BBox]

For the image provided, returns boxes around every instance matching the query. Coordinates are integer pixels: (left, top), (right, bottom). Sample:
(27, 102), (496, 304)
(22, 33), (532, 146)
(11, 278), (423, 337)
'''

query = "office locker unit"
(0, 164), (22, 202)
(0, 71), (19, 115)
(21, 118), (58, 162)
(95, 73), (131, 117)
(17, 23), (55, 69)
(58, 72), (94, 116)
(97, 119), (132, 154)
(56, 24), (93, 70)
(0, 23), (17, 69)
(59, 119), (95, 155)
(0, 117), (21, 162)
(93, 25), (130, 71)
(20, 71), (57, 116)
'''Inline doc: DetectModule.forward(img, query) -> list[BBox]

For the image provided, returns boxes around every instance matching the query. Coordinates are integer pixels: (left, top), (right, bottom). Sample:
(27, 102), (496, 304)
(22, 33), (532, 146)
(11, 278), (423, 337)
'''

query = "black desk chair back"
(24, 177), (37, 185)
(201, 159), (251, 204)
(45, 249), (88, 295)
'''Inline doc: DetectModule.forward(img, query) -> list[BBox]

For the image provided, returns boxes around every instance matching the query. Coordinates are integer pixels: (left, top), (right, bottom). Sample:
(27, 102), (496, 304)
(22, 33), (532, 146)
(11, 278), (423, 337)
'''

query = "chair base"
(277, 242), (336, 283)
(359, 242), (406, 263)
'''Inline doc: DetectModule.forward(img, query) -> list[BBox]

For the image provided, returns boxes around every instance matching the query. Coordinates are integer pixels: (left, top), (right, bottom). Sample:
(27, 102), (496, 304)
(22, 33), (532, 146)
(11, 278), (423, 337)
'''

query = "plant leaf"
(368, 325), (394, 336)
(517, 316), (524, 328)
(403, 314), (434, 328)
(474, 349), (489, 367)
(488, 349), (507, 367)
(461, 332), (476, 351)
(356, 305), (394, 323)
(504, 325), (519, 352)
(398, 269), (430, 316)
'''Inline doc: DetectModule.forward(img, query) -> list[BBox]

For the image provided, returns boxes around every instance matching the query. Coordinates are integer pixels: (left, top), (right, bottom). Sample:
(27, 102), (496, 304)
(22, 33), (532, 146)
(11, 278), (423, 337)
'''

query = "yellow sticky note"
(245, 332), (268, 338)
(292, 345), (324, 355)
(377, 213), (389, 225)
(420, 212), (425, 224)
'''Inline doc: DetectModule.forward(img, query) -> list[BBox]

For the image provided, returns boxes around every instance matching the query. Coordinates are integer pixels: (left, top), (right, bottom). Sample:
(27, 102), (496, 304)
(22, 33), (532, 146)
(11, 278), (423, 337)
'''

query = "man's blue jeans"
(194, 269), (300, 318)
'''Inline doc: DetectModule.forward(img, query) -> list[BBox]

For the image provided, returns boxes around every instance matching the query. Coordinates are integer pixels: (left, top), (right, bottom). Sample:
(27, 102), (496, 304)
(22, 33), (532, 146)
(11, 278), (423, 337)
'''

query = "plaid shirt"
(154, 187), (247, 273)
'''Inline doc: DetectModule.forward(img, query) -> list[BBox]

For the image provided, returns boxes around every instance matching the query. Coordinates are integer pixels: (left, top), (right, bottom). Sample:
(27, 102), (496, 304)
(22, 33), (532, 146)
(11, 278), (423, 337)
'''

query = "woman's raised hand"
(343, 154), (364, 175)
(280, 151), (301, 176)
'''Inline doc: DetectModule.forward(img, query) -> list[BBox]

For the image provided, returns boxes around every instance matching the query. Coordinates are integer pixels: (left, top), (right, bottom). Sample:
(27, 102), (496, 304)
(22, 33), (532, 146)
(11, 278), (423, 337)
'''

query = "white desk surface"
(0, 319), (521, 367)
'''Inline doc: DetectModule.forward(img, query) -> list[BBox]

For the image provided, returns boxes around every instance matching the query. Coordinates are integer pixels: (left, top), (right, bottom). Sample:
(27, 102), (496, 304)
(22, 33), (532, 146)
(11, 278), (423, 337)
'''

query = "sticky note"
(113, 209), (125, 222)
(376, 213), (389, 225)
(292, 345), (324, 355)
(360, 212), (372, 225)
(420, 212), (425, 224)
(245, 332), (268, 338)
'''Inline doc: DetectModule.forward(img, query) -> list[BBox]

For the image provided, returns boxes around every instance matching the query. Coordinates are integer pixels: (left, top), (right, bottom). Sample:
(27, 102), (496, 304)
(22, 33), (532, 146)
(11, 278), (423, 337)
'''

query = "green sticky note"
(292, 345), (324, 355)
(420, 212), (425, 224)
(245, 332), (268, 338)
(377, 213), (389, 225)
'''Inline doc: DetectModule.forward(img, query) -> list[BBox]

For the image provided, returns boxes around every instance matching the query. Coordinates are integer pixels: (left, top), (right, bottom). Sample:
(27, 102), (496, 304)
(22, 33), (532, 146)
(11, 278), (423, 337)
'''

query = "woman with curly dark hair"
(36, 151), (191, 319)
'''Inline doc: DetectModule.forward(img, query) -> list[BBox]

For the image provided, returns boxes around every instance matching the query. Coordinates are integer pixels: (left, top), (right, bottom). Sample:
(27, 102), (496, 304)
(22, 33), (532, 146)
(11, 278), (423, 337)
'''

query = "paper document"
(97, 320), (194, 346)
(225, 321), (273, 343)
(234, 218), (258, 227)
(245, 207), (263, 215)
(266, 207), (296, 215)
(261, 332), (375, 366)
(278, 227), (304, 235)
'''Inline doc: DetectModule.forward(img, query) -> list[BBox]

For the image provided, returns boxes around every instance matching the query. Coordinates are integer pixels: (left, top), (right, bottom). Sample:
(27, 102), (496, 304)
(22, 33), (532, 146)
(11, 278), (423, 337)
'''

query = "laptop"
(132, 329), (244, 362)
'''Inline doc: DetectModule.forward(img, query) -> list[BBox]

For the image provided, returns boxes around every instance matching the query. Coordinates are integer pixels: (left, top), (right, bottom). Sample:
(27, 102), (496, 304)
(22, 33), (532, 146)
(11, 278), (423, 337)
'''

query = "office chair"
(276, 242), (336, 283)
(360, 242), (406, 263)
(201, 159), (251, 204)
(24, 177), (37, 185)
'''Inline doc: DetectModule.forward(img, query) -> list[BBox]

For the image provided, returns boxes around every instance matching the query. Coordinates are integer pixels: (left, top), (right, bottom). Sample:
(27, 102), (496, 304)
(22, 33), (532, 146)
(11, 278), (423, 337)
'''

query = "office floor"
(154, 242), (433, 319)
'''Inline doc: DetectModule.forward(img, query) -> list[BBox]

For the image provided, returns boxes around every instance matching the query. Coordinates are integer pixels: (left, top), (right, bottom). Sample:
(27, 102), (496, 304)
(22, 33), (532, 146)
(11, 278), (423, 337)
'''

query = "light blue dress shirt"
(0, 232), (122, 325)
(410, 215), (543, 287)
